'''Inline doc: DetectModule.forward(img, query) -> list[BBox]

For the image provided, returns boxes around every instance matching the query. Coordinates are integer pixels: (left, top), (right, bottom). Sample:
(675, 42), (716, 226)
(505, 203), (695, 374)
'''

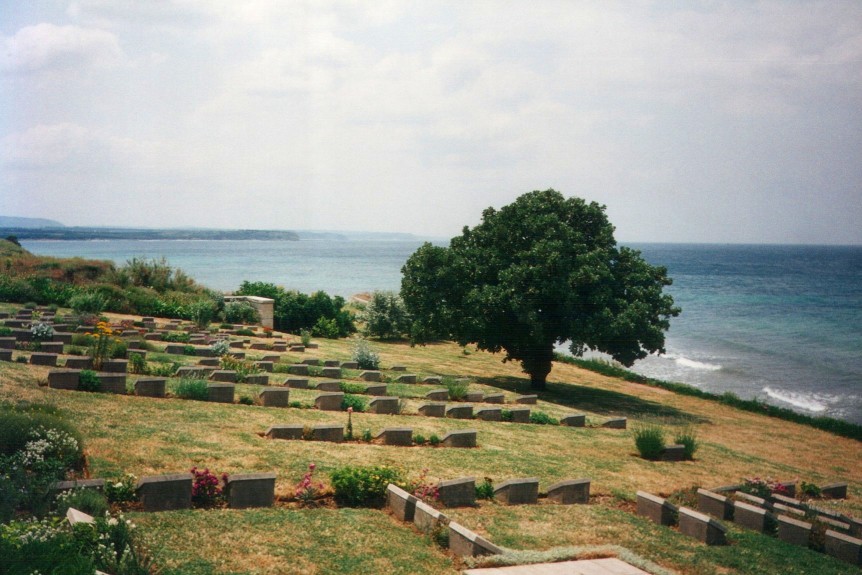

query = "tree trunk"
(522, 343), (554, 390)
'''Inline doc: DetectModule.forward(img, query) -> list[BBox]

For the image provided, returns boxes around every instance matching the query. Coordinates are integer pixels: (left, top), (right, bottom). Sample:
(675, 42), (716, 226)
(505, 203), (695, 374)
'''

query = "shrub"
(210, 339), (230, 356)
(801, 481), (822, 499)
(674, 428), (699, 459)
(76, 511), (154, 575)
(30, 322), (54, 341)
(0, 326), (11, 336)
(88, 321), (116, 370)
(161, 331), (191, 343)
(429, 434), (441, 446)
(351, 338), (380, 370)
(54, 487), (109, 517)
(413, 434), (426, 445)
(183, 344), (196, 355)
(444, 377), (468, 401)
(476, 478), (495, 500)
(361, 290), (411, 340)
(238, 396), (254, 406)
(23, 302), (37, 309)
(128, 352), (147, 375)
(146, 361), (179, 377)
(300, 329), (312, 346)
(219, 354), (260, 383)
(312, 317), (340, 339)
(409, 468), (438, 502)
(68, 291), (108, 315)
(111, 340), (128, 359)
(188, 298), (217, 329)
(330, 465), (405, 507)
(236, 282), (355, 335)
(740, 477), (788, 499)
(361, 429), (373, 442)
(190, 467), (226, 508)
(234, 328), (256, 336)
(341, 394), (367, 412)
(529, 411), (559, 425)
(71, 333), (94, 347)
(175, 378), (209, 401)
(104, 474), (138, 504)
(0, 519), (96, 574)
(633, 424), (666, 460)
(223, 301), (260, 325)
(77, 370), (101, 392)
(340, 382), (366, 394)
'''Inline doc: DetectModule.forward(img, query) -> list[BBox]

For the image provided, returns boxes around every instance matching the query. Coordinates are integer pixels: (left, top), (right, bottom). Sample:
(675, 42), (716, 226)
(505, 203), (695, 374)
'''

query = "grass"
(1, 310), (861, 574)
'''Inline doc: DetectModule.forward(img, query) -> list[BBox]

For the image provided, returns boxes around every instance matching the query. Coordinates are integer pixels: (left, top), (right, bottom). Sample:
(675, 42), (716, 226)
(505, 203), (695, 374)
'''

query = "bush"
(674, 428), (699, 459)
(235, 282), (355, 336)
(54, 487), (109, 517)
(175, 378), (209, 401)
(414, 434), (426, 445)
(190, 467), (226, 508)
(801, 481), (822, 499)
(330, 465), (405, 507)
(223, 301), (260, 325)
(476, 478), (495, 500)
(128, 352), (146, 374)
(77, 370), (101, 392)
(0, 405), (84, 464)
(210, 339), (230, 356)
(30, 322), (54, 341)
(341, 394), (368, 412)
(429, 434), (441, 446)
(351, 338), (380, 370)
(68, 291), (108, 315)
(361, 291), (411, 339)
(300, 329), (312, 346)
(444, 377), (468, 401)
(188, 299), (217, 329)
(312, 317), (340, 339)
(238, 396), (254, 406)
(146, 361), (179, 377)
(529, 411), (559, 425)
(0, 519), (97, 575)
(161, 331), (191, 343)
(219, 354), (260, 383)
(104, 474), (137, 504)
(633, 424), (666, 460)
(340, 382), (366, 394)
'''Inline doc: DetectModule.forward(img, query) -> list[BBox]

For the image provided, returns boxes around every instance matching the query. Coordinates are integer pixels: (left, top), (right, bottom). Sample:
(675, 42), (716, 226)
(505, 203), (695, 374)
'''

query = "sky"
(1, 1), (861, 244)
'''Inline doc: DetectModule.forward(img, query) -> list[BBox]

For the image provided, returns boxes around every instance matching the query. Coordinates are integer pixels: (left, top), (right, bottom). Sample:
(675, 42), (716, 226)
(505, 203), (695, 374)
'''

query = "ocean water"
(22, 239), (862, 424)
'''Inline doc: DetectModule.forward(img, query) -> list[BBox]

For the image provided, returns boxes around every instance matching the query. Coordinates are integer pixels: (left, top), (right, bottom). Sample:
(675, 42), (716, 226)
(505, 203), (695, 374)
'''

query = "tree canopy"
(400, 189), (680, 389)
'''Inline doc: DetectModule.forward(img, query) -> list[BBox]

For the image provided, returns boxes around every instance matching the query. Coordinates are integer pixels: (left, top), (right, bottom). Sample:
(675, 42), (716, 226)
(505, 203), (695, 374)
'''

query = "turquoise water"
(22, 239), (862, 424)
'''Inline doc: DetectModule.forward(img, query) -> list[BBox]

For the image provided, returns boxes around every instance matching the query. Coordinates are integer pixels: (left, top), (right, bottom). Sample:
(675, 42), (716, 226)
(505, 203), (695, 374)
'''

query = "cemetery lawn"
(1, 310), (861, 574)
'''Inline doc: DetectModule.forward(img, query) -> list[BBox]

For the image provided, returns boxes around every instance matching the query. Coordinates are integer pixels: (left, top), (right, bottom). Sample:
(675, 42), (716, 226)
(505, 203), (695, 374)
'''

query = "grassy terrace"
(2, 308), (861, 574)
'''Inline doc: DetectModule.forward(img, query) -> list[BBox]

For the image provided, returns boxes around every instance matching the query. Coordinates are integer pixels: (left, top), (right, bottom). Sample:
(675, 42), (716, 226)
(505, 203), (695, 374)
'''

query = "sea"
(21, 239), (862, 425)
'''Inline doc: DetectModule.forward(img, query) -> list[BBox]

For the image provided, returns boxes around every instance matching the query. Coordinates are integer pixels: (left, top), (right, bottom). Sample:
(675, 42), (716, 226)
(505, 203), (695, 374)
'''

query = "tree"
(400, 189), (680, 390)
(361, 290), (411, 340)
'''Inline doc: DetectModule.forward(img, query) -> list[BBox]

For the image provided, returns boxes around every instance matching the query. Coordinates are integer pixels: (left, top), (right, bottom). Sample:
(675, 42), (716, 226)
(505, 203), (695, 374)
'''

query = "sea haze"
(22, 239), (862, 425)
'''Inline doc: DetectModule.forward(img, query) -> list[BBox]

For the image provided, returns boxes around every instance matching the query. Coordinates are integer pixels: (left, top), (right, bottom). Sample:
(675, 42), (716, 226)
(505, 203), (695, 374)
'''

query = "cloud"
(1, 23), (124, 73)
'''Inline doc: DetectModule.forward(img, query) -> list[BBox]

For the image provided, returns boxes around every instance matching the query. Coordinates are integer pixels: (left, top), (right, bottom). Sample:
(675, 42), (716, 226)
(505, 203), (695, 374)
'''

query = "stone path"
(464, 557), (652, 575)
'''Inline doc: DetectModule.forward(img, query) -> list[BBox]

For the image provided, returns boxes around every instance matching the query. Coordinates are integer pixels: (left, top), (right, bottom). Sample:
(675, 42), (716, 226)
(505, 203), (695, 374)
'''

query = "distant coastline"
(0, 227), (301, 241)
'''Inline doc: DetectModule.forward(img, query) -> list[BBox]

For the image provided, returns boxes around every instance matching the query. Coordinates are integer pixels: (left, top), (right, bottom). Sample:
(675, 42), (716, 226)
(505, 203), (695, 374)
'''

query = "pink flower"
(347, 407), (353, 413)
(309, 462), (316, 471)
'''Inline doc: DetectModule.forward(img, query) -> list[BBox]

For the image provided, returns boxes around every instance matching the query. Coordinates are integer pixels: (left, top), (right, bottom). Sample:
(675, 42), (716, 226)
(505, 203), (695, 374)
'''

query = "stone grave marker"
(442, 429), (477, 448)
(360, 371), (381, 382)
(369, 396), (400, 415)
(419, 403), (446, 418)
(425, 389), (448, 401)
(376, 428), (413, 446)
(311, 424), (343, 442)
(387, 484), (417, 521)
(697, 489), (734, 520)
(136, 474), (192, 512)
(285, 378), (309, 389)
(135, 378), (166, 398)
(225, 473), (276, 509)
(207, 383), (235, 403)
(561, 414), (586, 427)
(548, 479), (591, 505)
(777, 515), (812, 547)
(259, 388), (289, 407)
(475, 407), (502, 421)
(315, 392), (344, 411)
(509, 408), (531, 423)
(266, 424), (304, 440)
(437, 477), (476, 507)
(448, 522), (503, 557)
(678, 507), (728, 545)
(48, 369), (80, 390)
(494, 478), (539, 505)
(446, 405), (473, 419)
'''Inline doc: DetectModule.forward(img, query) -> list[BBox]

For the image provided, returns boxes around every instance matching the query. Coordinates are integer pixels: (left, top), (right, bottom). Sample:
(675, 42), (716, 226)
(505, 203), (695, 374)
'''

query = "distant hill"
(0, 227), (300, 241)
(0, 216), (64, 228)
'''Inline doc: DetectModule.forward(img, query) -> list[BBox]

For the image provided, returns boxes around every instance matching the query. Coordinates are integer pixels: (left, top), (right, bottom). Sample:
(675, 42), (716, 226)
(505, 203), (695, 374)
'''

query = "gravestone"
(602, 418), (627, 429)
(301, 358), (320, 366)
(547, 479), (591, 504)
(824, 530), (862, 566)
(164, 344), (186, 355)
(422, 376), (442, 385)
(101, 359), (128, 373)
(821, 483), (848, 500)
(777, 515), (812, 547)
(391, 365), (407, 372)
(97, 373), (126, 394)
(360, 371), (381, 382)
(210, 370), (238, 383)
(289, 345), (305, 352)
(516, 394), (537, 405)
(733, 501), (772, 533)
(448, 522), (503, 557)
(287, 364), (309, 376)
(135, 378), (166, 398)
(63, 357), (93, 369)
(419, 403), (446, 417)
(364, 384), (387, 396)
(48, 369), (80, 390)
(678, 507), (728, 545)
(259, 388), (289, 407)
(494, 478), (539, 505)
(475, 408), (502, 421)
(324, 359), (340, 367)
(697, 489), (734, 520)
(254, 361), (274, 372)
(266, 424), (304, 440)
(314, 380), (341, 392)
(136, 474), (192, 512)
(55, 478), (105, 492)
(446, 405), (473, 419)
(376, 427), (413, 446)
(176, 366), (214, 379)
(637, 491), (677, 525)
(425, 389), (448, 401)
(509, 408), (531, 423)
(396, 374), (417, 384)
(464, 392), (484, 402)
(561, 414), (586, 427)
(285, 378), (309, 389)
(38, 341), (64, 354)
(387, 484), (417, 521)
(483, 393), (505, 404)
(261, 354), (280, 362)
(414, 500), (448, 533)
(225, 473), (276, 509)
(207, 383), (235, 403)
(340, 361), (358, 369)
(369, 396), (400, 415)
(442, 429), (477, 448)
(0, 337), (16, 349)
(311, 424), (343, 442)
(30, 353), (58, 366)
(0, 349), (11, 362)
(661, 444), (687, 461)
(437, 477), (476, 507)
(321, 367), (341, 378)
(314, 392), (344, 411)
(198, 358), (220, 367)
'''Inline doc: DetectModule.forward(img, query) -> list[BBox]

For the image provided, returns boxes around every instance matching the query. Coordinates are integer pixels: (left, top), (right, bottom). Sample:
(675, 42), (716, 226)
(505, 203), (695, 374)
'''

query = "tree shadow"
(476, 375), (709, 424)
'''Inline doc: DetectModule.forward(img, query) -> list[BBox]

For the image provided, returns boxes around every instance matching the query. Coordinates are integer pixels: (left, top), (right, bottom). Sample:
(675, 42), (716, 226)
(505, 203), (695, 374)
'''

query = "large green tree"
(400, 189), (680, 390)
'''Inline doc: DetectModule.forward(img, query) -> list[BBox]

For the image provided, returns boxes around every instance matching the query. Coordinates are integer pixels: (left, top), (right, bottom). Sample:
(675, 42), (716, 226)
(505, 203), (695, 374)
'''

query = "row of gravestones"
(53, 473), (276, 512)
(385, 477), (591, 557)
(636, 484), (861, 567)
(266, 425), (478, 447)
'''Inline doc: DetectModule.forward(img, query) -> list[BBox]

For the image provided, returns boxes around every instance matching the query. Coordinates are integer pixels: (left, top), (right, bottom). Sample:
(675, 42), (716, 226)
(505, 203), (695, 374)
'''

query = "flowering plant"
(104, 473), (138, 504)
(345, 406), (354, 440)
(30, 322), (55, 342)
(88, 321), (118, 370)
(740, 477), (790, 499)
(295, 463), (325, 506)
(190, 467), (227, 507)
(410, 468), (439, 502)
